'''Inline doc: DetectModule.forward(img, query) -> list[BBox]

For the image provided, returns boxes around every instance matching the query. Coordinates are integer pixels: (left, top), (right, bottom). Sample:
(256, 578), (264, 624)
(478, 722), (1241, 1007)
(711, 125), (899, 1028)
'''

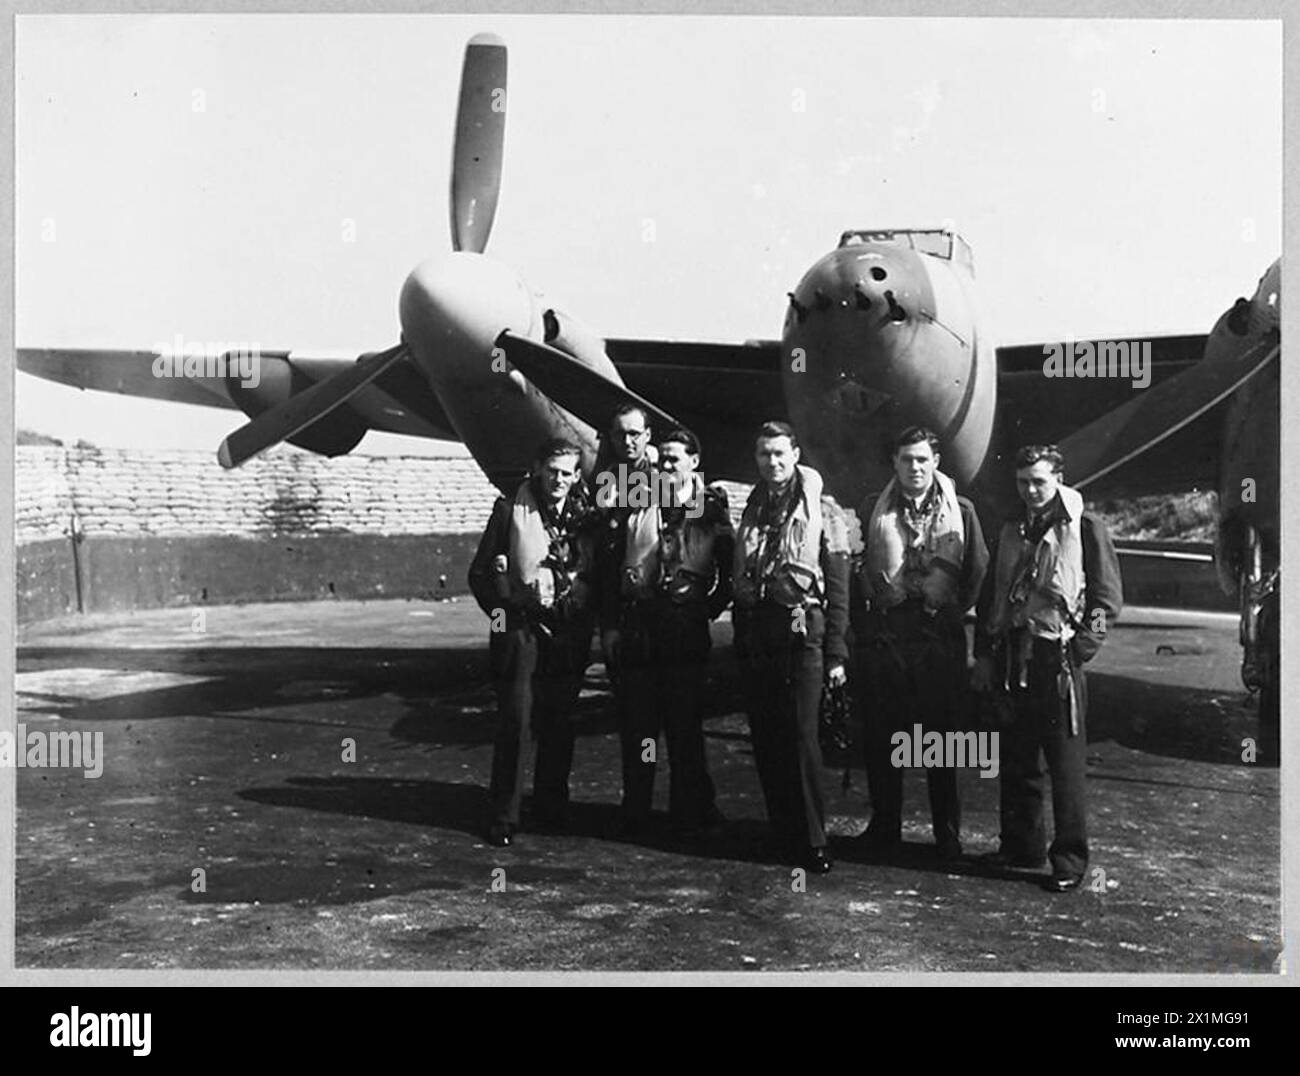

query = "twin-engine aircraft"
(17, 33), (1280, 723)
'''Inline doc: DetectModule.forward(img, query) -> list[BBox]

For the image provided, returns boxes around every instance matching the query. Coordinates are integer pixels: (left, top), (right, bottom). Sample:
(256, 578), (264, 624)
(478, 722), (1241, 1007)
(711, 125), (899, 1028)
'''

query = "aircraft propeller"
(495, 331), (681, 434)
(449, 32), (508, 254)
(215, 34), (510, 469)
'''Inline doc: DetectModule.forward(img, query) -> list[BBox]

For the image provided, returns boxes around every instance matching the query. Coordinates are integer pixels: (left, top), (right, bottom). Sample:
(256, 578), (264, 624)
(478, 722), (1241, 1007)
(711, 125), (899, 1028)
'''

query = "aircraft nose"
(778, 240), (985, 506)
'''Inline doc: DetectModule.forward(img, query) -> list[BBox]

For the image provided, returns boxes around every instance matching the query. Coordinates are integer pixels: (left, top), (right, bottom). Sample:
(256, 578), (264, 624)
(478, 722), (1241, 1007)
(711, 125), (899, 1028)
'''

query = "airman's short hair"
(755, 420), (798, 449)
(534, 437), (583, 466)
(1014, 444), (1064, 474)
(609, 403), (650, 433)
(657, 426), (700, 457)
(890, 426), (941, 457)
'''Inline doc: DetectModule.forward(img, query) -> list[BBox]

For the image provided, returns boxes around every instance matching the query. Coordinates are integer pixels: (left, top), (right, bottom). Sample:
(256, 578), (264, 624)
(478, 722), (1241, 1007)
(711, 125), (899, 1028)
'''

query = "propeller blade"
(1060, 332), (1278, 489)
(450, 32), (507, 254)
(495, 331), (683, 434)
(217, 345), (408, 468)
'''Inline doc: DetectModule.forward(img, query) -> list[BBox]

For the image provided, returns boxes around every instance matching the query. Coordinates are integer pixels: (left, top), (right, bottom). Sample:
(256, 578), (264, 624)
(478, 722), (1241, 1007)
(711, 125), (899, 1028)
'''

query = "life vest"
(862, 470), (966, 610)
(986, 484), (1086, 641)
(734, 465), (834, 608)
(506, 478), (590, 608)
(622, 474), (726, 602)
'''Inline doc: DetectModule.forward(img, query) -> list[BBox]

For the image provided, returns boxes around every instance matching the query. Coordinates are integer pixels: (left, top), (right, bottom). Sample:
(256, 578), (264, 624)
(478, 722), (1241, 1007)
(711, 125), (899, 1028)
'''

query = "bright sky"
(14, 14), (1280, 454)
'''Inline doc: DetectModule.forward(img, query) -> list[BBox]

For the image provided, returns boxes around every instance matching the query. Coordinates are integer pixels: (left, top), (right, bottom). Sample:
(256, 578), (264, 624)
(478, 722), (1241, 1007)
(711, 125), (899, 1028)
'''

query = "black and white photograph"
(8, 11), (1284, 979)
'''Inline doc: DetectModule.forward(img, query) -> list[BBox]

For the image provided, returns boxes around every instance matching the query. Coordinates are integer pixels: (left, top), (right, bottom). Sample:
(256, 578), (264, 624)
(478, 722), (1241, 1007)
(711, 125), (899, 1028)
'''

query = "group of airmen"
(467, 407), (1122, 892)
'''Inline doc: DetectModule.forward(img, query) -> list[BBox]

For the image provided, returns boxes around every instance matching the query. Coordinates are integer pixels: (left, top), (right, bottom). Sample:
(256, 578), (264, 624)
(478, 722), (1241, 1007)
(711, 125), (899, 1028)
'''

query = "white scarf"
(863, 470), (965, 609)
(734, 464), (827, 601)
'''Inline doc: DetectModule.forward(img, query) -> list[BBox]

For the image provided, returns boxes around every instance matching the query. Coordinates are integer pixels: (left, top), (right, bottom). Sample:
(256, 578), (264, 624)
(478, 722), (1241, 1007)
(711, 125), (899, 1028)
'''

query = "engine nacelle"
(542, 307), (619, 380)
(225, 351), (368, 458)
(1213, 260), (1281, 593)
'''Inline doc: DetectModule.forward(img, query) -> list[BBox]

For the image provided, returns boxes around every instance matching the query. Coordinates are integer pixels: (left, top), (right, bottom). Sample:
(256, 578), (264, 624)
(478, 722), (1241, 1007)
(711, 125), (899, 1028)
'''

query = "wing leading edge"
(16, 346), (459, 445)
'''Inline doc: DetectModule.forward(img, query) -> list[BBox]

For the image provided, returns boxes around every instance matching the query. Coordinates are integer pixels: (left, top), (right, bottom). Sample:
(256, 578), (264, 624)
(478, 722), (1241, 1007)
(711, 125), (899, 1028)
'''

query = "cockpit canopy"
(838, 228), (974, 274)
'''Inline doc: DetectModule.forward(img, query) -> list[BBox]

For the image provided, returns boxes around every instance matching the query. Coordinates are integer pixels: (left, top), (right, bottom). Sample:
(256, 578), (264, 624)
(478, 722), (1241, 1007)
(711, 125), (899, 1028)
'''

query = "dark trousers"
(857, 604), (967, 848)
(618, 601), (717, 826)
(997, 637), (1089, 878)
(736, 604), (827, 850)
(487, 620), (592, 827)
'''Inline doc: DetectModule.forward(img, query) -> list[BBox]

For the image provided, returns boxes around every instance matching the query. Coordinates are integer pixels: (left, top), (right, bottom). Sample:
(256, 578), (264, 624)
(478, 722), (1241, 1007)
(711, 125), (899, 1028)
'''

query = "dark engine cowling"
(542, 307), (619, 377)
(225, 351), (368, 458)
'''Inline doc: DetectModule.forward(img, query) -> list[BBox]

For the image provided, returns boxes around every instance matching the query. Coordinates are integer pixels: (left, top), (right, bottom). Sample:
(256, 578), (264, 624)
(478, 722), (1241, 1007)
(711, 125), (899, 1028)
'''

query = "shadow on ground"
(238, 774), (786, 869)
(19, 637), (1267, 767)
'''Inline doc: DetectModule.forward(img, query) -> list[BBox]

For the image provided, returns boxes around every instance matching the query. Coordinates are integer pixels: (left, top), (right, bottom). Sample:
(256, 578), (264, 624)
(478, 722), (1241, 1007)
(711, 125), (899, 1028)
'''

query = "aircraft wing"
(604, 338), (785, 428)
(16, 347), (242, 411)
(16, 346), (459, 444)
(498, 335), (786, 483)
(989, 333), (1222, 500)
(18, 337), (786, 478)
(994, 334), (1209, 446)
(607, 337), (785, 482)
(1058, 331), (1277, 493)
